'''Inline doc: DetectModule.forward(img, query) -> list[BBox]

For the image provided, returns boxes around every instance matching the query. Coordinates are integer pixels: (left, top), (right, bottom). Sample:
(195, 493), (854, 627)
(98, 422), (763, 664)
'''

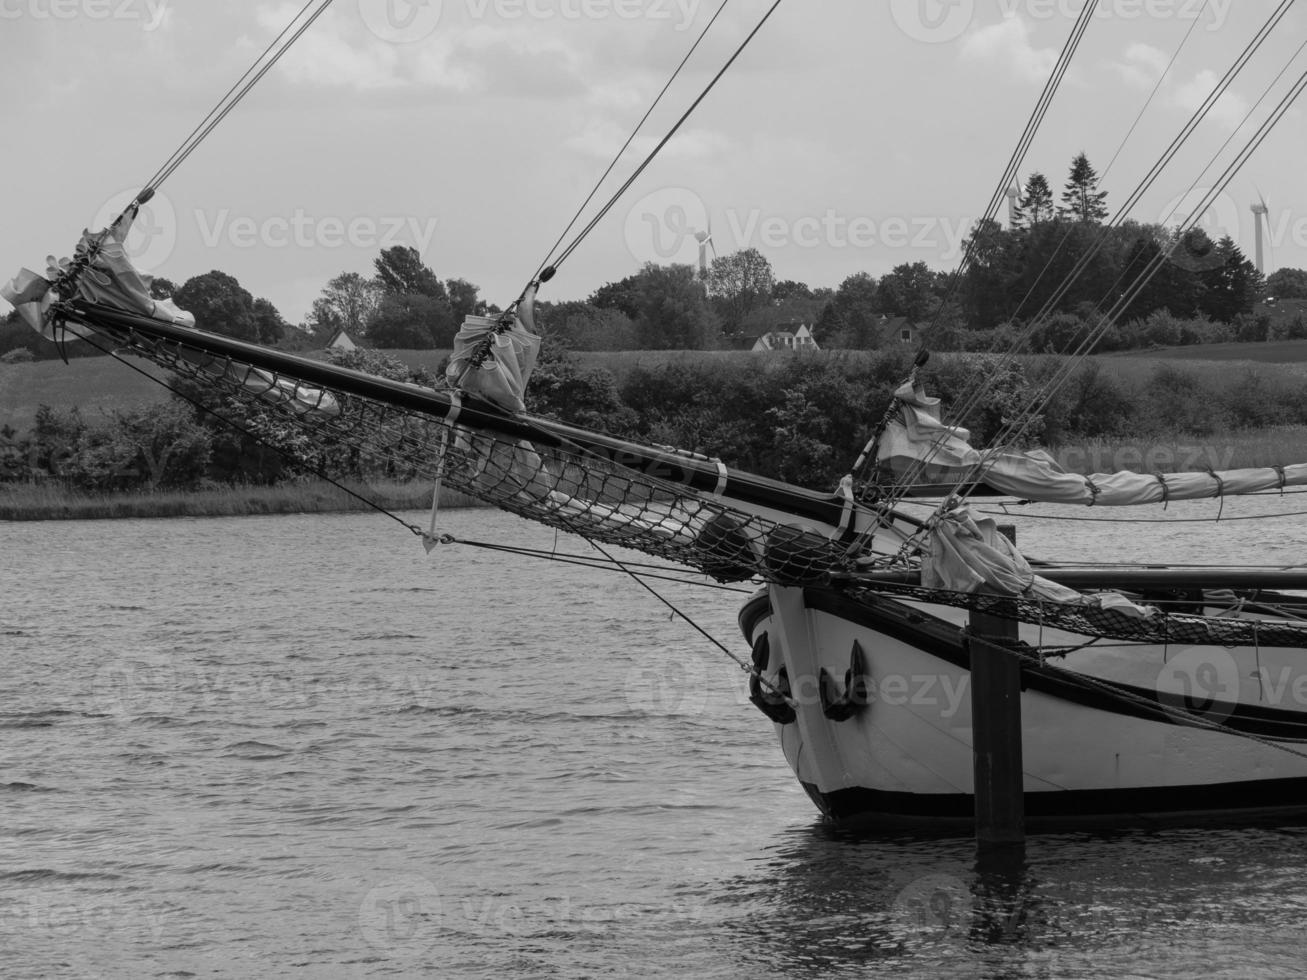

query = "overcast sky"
(4, 0), (1306, 323)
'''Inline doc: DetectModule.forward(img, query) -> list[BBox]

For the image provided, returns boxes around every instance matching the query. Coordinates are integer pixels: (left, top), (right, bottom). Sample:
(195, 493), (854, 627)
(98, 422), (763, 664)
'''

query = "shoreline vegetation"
(0, 479), (481, 522)
(5, 428), (1306, 521)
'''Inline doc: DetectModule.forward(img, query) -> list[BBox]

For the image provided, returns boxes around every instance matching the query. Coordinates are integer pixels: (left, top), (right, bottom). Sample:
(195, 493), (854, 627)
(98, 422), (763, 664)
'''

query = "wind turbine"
(1006, 181), (1021, 229)
(694, 217), (717, 278)
(1250, 189), (1270, 275)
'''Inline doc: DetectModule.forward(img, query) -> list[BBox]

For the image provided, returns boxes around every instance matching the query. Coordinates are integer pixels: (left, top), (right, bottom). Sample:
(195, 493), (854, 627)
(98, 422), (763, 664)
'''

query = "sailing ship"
(8, 3), (1307, 829)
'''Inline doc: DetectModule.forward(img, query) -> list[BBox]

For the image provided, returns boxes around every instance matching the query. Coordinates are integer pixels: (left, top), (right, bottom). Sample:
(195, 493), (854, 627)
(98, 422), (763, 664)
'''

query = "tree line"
(9, 345), (1307, 495)
(2, 151), (1305, 365)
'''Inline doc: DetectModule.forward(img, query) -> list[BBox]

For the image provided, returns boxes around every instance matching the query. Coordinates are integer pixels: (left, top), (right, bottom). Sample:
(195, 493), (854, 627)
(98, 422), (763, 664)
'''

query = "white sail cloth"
(878, 382), (1307, 504)
(445, 287), (541, 413)
(922, 504), (1156, 617)
(2, 216), (194, 337)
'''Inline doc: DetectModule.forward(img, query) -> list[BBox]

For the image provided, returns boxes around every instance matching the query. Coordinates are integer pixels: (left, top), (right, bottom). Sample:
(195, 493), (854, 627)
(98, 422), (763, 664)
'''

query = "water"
(4, 500), (1307, 978)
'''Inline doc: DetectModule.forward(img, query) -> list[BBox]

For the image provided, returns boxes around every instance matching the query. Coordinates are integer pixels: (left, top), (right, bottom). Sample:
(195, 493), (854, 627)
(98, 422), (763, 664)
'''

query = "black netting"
(67, 309), (1307, 652)
(79, 314), (856, 586)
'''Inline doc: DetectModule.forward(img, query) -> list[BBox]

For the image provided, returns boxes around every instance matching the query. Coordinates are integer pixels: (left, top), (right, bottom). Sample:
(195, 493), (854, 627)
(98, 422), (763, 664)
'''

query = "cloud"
(1171, 68), (1250, 130)
(960, 17), (1058, 85)
(1112, 42), (1170, 90)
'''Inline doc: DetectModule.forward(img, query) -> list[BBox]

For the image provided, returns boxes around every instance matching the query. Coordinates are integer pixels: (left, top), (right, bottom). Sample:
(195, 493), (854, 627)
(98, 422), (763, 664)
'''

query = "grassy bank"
(0, 479), (481, 521)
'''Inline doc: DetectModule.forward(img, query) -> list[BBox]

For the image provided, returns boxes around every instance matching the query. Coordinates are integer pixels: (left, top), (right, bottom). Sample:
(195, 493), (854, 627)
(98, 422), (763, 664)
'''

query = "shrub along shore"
(8, 346), (1307, 521)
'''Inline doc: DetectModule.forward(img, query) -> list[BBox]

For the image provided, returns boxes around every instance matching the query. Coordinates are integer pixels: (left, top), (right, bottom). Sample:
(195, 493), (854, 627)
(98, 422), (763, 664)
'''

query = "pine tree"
(1059, 152), (1109, 222)
(1017, 172), (1056, 226)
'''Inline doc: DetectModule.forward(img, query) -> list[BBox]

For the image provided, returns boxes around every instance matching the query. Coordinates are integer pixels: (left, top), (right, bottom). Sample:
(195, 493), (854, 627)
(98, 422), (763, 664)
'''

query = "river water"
(4, 499), (1307, 978)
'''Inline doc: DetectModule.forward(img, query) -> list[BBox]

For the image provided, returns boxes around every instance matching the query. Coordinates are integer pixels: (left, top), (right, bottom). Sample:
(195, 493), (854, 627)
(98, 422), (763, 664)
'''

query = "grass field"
(1113, 339), (1307, 363)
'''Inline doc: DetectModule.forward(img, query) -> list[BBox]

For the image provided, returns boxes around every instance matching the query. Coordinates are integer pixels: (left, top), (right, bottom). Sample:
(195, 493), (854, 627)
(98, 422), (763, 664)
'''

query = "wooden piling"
(970, 524), (1025, 846)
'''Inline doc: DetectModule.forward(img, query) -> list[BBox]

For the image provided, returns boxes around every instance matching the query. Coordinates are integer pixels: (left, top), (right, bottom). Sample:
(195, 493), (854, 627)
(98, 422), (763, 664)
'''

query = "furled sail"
(877, 381), (1307, 504)
(1, 216), (194, 340)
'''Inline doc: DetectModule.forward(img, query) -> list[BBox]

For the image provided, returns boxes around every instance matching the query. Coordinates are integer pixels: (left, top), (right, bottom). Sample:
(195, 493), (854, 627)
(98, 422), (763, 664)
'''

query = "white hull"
(739, 585), (1307, 827)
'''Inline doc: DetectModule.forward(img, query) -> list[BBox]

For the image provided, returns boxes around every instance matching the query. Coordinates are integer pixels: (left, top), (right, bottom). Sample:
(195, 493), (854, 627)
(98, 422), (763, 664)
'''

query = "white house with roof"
(749, 322), (819, 352)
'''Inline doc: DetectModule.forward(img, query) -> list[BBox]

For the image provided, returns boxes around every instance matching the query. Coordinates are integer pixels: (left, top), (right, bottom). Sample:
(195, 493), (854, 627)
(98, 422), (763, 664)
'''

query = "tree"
(815, 272), (880, 348)
(958, 218), (1022, 329)
(373, 246), (446, 300)
(369, 247), (456, 348)
(1016, 172), (1055, 226)
(1059, 152), (1109, 222)
(707, 247), (775, 336)
(631, 263), (720, 349)
(307, 272), (379, 343)
(772, 279), (814, 302)
(174, 271), (259, 341)
(445, 278), (485, 324)
(877, 261), (942, 322)
(1267, 268), (1307, 299)
(252, 297), (287, 346)
(589, 275), (643, 320)
(367, 292), (455, 348)
(1198, 236), (1263, 323)
(537, 300), (638, 351)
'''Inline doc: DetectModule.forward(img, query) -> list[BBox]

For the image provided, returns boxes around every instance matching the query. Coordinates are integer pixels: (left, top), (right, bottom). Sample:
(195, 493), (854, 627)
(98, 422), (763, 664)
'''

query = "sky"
(3, 0), (1307, 324)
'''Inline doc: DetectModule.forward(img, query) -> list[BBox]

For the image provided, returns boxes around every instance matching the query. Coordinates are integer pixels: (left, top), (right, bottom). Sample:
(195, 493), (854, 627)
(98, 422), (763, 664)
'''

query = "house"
(880, 316), (921, 344)
(748, 322), (820, 352)
(327, 329), (358, 351)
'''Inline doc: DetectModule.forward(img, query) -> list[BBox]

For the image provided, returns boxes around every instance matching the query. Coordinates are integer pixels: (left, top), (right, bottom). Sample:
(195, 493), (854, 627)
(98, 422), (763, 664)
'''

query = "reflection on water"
(724, 822), (1307, 979)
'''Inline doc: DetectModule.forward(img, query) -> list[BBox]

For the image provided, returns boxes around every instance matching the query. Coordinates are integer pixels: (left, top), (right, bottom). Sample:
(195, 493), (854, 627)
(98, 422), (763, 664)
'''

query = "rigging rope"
(144, 0), (337, 196)
(542, 0), (785, 278)
(528, 0), (733, 289)
(874, 0), (1298, 519)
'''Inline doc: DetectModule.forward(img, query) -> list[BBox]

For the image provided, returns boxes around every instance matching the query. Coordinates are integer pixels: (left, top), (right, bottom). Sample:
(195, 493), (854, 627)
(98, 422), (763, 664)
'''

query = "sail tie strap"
(1210, 469), (1226, 521)
(1085, 476), (1101, 506)
(1155, 473), (1170, 510)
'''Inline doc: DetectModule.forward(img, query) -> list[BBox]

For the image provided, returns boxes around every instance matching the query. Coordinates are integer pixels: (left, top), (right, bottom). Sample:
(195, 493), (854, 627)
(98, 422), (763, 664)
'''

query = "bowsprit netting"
(844, 581), (1307, 650)
(61, 302), (861, 587)
(50, 303), (1307, 653)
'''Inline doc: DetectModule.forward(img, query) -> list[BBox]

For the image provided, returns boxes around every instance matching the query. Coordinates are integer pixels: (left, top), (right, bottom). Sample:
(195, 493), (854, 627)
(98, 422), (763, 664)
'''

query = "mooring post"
(969, 524), (1025, 846)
